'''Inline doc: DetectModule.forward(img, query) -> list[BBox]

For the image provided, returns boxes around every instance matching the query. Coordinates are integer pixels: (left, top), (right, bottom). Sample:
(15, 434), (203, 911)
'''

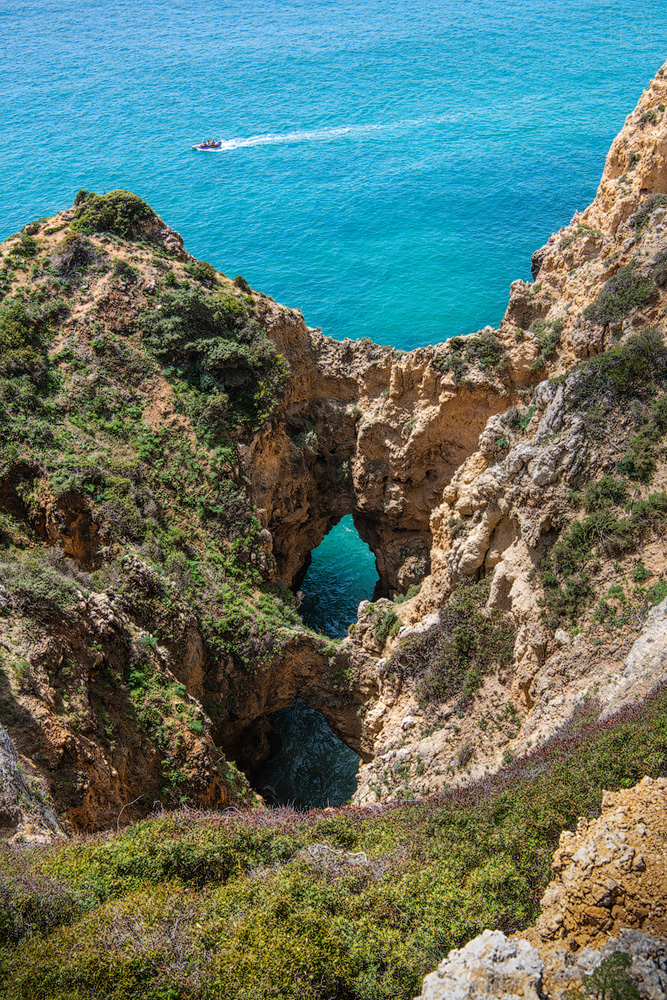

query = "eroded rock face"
(416, 778), (667, 1000)
(532, 777), (667, 954)
(0, 567), (255, 833)
(0, 723), (63, 843)
(245, 315), (514, 595)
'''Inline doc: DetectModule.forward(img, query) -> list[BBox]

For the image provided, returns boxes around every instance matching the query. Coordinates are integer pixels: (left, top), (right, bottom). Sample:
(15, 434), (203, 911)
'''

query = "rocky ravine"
(416, 777), (667, 999)
(2, 62), (667, 839)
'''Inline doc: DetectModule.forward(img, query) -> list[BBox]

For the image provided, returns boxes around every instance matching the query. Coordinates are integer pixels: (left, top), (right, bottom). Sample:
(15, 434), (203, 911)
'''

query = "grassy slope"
(1, 686), (666, 999)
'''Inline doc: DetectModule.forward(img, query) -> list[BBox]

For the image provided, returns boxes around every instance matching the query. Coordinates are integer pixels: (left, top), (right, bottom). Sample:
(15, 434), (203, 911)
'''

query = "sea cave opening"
(254, 516), (378, 808)
(299, 514), (379, 639)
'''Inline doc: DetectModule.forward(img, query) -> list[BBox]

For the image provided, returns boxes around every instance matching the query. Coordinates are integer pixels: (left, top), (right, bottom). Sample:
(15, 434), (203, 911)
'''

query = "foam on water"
(209, 115), (463, 151)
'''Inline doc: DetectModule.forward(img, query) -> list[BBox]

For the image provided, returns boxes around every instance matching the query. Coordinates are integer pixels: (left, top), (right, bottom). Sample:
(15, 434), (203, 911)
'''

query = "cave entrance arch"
(250, 517), (378, 807)
(253, 700), (360, 809)
(299, 514), (379, 638)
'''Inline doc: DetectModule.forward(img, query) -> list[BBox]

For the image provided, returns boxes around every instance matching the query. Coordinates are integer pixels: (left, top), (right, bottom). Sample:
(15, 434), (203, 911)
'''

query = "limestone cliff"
(346, 61), (667, 803)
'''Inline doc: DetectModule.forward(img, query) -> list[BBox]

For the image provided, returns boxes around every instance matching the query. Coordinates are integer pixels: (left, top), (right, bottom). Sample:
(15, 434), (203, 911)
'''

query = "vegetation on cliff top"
(71, 190), (156, 239)
(1, 684), (666, 999)
(140, 283), (289, 429)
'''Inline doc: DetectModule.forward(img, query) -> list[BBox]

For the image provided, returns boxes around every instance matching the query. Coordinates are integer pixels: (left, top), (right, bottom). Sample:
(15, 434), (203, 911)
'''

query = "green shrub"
(566, 329), (667, 410)
(0, 862), (77, 946)
(186, 260), (216, 285)
(12, 233), (38, 258)
(0, 551), (80, 614)
(647, 579), (667, 605)
(511, 404), (536, 431)
(375, 608), (400, 643)
(395, 583), (422, 604)
(0, 301), (46, 379)
(633, 193), (667, 233)
(49, 234), (102, 278)
(529, 319), (562, 372)
(582, 476), (628, 513)
(71, 190), (155, 238)
(550, 512), (635, 575)
(140, 285), (289, 427)
(632, 491), (667, 528)
(584, 264), (655, 324)
(434, 331), (508, 382)
(617, 393), (667, 482)
(566, 950), (640, 1000)
(465, 331), (507, 368)
(111, 258), (138, 283)
(390, 580), (515, 706)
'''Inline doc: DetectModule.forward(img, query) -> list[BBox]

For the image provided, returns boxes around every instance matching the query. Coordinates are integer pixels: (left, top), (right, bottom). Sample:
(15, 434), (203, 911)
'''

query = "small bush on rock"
(71, 190), (156, 238)
(633, 193), (667, 233)
(584, 264), (655, 324)
(434, 331), (509, 382)
(566, 329), (667, 410)
(0, 301), (46, 380)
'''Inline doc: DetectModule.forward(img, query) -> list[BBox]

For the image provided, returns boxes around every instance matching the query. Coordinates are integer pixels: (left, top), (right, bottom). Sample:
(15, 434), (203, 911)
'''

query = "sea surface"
(2, 1), (666, 349)
(4, 0), (666, 805)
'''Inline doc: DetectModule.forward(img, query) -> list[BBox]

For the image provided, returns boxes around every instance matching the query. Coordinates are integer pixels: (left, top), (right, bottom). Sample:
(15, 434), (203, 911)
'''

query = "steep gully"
(4, 62), (667, 833)
(229, 308), (518, 786)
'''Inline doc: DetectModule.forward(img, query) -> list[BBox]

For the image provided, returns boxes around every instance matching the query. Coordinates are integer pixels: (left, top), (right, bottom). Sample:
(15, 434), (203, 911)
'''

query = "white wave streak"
(215, 115), (459, 151)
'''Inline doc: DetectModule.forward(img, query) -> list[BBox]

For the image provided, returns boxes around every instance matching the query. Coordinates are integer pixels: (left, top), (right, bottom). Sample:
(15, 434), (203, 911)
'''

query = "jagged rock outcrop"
(416, 778), (667, 1000)
(0, 563), (255, 832)
(417, 931), (544, 1000)
(245, 314), (516, 595)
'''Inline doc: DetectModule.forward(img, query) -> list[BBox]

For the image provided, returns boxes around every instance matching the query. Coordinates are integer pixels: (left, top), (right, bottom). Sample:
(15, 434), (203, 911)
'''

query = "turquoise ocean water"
(4, 1), (666, 803)
(3, 1), (666, 348)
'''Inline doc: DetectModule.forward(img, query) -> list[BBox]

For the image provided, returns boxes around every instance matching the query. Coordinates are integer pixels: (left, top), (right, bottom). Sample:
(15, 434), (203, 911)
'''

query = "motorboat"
(192, 139), (222, 150)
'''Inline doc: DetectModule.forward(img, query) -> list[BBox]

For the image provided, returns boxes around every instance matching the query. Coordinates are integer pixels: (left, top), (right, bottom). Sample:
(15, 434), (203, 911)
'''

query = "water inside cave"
(299, 515), (379, 639)
(255, 700), (360, 809)
(256, 517), (378, 809)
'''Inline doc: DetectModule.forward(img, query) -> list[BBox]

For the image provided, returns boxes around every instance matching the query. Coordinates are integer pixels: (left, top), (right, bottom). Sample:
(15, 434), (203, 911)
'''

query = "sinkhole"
(255, 516), (378, 809)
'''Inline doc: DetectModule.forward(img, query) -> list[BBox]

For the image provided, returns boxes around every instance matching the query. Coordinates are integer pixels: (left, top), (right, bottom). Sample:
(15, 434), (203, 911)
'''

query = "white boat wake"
(205, 114), (460, 152)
